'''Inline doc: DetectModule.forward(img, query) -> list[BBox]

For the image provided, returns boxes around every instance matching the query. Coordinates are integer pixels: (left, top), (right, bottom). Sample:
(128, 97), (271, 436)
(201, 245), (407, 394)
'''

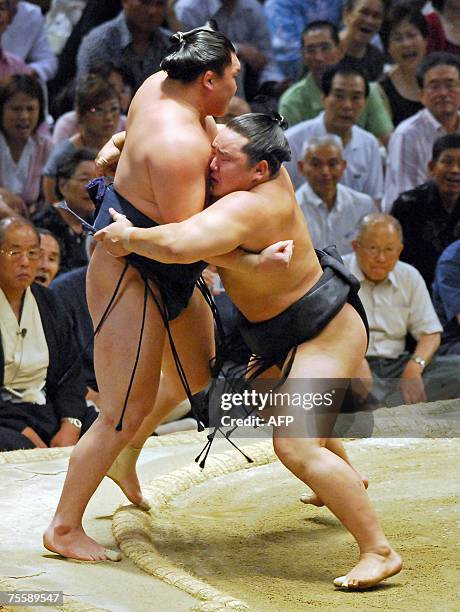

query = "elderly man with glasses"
(343, 212), (460, 407)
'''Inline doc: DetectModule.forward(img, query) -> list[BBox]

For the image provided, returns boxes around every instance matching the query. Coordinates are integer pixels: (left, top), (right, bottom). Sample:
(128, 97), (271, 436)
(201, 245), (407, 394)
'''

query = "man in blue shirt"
(433, 239), (460, 355)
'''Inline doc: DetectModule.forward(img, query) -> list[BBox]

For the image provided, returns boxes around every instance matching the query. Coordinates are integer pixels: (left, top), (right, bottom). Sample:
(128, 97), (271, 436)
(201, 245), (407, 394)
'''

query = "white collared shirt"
(383, 108), (460, 212)
(343, 253), (443, 358)
(0, 132), (34, 196)
(284, 112), (384, 199)
(296, 181), (376, 255)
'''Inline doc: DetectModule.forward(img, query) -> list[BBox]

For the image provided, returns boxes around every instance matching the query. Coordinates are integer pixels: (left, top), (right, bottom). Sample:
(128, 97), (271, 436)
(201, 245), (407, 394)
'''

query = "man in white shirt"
(343, 213), (460, 406)
(284, 64), (384, 202)
(296, 134), (376, 255)
(2, 0), (57, 81)
(383, 52), (460, 212)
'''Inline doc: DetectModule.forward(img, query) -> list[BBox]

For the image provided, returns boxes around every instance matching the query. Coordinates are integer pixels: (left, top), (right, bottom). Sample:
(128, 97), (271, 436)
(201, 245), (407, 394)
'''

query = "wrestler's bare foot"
(301, 473), (369, 507)
(334, 547), (402, 589)
(43, 524), (121, 562)
(106, 446), (150, 511)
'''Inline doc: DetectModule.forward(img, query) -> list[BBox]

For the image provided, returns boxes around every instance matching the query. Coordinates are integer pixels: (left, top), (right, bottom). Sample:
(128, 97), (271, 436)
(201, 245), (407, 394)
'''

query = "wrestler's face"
(0, 224), (40, 293)
(209, 127), (266, 197)
(59, 160), (96, 219)
(208, 53), (240, 117)
(35, 233), (60, 287)
(429, 147), (460, 201)
(353, 223), (403, 283)
(298, 143), (346, 197)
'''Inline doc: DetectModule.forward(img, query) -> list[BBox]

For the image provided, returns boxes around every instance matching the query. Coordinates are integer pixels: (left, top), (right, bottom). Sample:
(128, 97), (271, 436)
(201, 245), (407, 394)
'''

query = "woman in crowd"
(0, 75), (53, 215)
(340, 0), (387, 81)
(425, 0), (460, 55)
(35, 228), (61, 287)
(52, 60), (134, 145)
(379, 5), (427, 126)
(0, 216), (96, 451)
(33, 148), (96, 273)
(42, 76), (120, 204)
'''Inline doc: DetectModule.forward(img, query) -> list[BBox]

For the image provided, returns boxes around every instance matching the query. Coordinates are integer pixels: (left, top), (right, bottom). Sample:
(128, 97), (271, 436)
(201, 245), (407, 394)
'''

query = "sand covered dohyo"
(115, 438), (460, 611)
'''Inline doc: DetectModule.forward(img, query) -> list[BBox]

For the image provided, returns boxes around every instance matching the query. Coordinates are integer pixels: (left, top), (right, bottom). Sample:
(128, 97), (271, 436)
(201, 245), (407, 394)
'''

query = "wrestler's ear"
(252, 160), (270, 183)
(202, 70), (216, 91)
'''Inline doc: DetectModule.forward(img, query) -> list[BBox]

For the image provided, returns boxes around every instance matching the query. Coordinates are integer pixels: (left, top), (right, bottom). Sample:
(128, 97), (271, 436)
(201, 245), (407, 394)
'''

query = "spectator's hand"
(255, 240), (293, 272)
(21, 426), (47, 448)
(50, 421), (80, 447)
(86, 387), (100, 407)
(95, 137), (122, 177)
(237, 43), (267, 71)
(202, 265), (222, 295)
(399, 362), (427, 404)
(352, 358), (374, 399)
(0, 188), (27, 216)
(94, 208), (133, 257)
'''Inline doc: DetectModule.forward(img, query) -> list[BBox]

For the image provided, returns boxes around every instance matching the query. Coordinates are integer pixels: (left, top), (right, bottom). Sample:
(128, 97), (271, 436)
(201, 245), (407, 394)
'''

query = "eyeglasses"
(88, 105), (121, 117)
(358, 244), (399, 257)
(0, 248), (42, 260)
(424, 80), (460, 93)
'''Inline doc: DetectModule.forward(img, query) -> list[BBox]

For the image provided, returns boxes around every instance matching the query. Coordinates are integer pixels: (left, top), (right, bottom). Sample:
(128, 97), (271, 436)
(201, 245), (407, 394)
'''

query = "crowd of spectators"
(1, 0), (460, 451)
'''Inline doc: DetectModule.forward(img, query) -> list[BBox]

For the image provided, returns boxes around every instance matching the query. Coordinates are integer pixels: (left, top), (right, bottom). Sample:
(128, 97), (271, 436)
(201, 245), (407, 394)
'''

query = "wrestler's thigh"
(161, 286), (214, 393)
(87, 244), (166, 423)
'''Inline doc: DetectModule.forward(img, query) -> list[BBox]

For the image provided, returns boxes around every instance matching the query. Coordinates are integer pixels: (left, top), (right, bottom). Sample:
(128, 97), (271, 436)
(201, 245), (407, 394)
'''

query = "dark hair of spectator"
(0, 217), (40, 245)
(226, 113), (291, 176)
(416, 52), (460, 88)
(75, 75), (120, 116)
(302, 20), (340, 46)
(37, 227), (60, 243)
(344, 0), (389, 14)
(86, 59), (136, 94)
(380, 5), (428, 51)
(55, 148), (96, 200)
(432, 134), (460, 162)
(321, 63), (370, 98)
(431, 0), (446, 11)
(0, 74), (45, 135)
(160, 23), (235, 83)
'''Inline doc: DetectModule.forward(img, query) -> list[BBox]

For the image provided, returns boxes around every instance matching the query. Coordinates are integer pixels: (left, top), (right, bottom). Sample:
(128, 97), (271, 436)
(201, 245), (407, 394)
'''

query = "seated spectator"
(52, 60), (134, 145)
(0, 216), (97, 451)
(264, 0), (345, 80)
(339, 0), (387, 82)
(432, 238), (460, 355)
(2, 0), (57, 81)
(296, 135), (376, 255)
(278, 20), (393, 144)
(43, 77), (120, 204)
(76, 0), (172, 91)
(425, 0), (460, 56)
(33, 148), (96, 273)
(174, 0), (284, 101)
(343, 213), (460, 407)
(0, 74), (52, 215)
(0, 1), (28, 81)
(215, 95), (251, 125)
(383, 52), (460, 211)
(284, 64), (384, 201)
(35, 227), (60, 286)
(392, 134), (460, 292)
(378, 4), (427, 127)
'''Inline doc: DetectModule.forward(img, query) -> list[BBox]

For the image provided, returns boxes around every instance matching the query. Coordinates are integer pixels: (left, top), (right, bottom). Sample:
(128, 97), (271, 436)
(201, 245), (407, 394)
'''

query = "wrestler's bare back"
(218, 168), (323, 321)
(113, 72), (215, 223)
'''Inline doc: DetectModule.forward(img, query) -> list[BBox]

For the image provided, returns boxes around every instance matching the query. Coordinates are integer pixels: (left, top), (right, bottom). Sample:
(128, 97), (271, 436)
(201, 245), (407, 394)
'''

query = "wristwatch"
(410, 355), (426, 370)
(61, 417), (82, 429)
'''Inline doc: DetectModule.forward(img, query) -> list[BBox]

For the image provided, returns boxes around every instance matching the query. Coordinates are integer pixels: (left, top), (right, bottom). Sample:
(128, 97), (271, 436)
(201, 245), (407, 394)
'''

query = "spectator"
(284, 64), (384, 201)
(378, 4), (427, 127)
(43, 77), (120, 204)
(425, 0), (460, 55)
(278, 20), (393, 143)
(76, 0), (172, 90)
(0, 216), (96, 451)
(35, 227), (60, 286)
(33, 148), (96, 273)
(343, 213), (460, 407)
(215, 95), (251, 125)
(174, 0), (284, 101)
(392, 134), (460, 291)
(383, 52), (460, 211)
(339, 0), (387, 82)
(264, 0), (345, 80)
(432, 238), (460, 355)
(0, 74), (52, 215)
(0, 0), (28, 80)
(296, 135), (376, 255)
(2, 0), (57, 81)
(52, 60), (134, 145)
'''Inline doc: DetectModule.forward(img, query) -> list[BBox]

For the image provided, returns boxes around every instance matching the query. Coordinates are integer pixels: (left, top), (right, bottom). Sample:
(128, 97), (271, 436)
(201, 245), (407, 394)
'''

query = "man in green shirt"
(279, 20), (393, 146)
